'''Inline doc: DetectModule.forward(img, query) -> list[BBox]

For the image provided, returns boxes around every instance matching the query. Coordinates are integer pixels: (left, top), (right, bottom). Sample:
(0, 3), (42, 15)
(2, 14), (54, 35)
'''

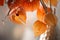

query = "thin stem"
(50, 0), (52, 13)
(54, 8), (56, 15)
(40, 0), (47, 14)
(7, 9), (11, 16)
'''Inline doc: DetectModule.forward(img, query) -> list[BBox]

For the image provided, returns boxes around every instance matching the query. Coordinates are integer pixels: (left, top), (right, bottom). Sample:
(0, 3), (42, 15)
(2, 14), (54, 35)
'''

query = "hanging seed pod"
(44, 13), (57, 26)
(40, 0), (57, 26)
(37, 6), (51, 23)
(33, 20), (47, 37)
(9, 7), (26, 24)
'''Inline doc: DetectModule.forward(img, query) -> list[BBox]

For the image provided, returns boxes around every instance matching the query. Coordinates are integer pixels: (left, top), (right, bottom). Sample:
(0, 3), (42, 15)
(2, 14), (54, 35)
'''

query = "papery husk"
(43, 0), (58, 7)
(44, 13), (57, 27)
(33, 20), (47, 37)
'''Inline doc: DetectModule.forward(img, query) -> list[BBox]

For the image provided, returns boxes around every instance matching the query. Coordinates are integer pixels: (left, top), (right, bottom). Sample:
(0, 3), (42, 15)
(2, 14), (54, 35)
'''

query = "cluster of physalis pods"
(0, 0), (58, 37)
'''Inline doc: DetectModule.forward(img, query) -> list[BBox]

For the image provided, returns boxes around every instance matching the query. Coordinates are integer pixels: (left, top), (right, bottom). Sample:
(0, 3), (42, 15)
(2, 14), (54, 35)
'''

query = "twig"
(50, 0), (52, 13)
(40, 0), (47, 14)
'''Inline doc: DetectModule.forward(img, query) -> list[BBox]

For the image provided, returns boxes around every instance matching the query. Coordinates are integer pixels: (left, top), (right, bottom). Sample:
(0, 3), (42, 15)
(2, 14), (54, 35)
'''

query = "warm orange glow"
(44, 13), (57, 26)
(37, 5), (52, 23)
(9, 7), (26, 24)
(37, 5), (46, 23)
(33, 20), (47, 37)
(37, 5), (57, 26)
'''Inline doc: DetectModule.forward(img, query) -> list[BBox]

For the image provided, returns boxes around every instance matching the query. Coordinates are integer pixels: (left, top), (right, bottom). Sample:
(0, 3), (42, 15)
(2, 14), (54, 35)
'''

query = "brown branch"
(40, 0), (47, 14)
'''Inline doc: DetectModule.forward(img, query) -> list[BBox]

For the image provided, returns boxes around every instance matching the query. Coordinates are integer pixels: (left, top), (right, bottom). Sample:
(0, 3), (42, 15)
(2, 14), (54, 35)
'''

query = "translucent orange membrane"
(9, 7), (26, 24)
(33, 20), (47, 37)
(8, 0), (40, 11)
(43, 0), (58, 7)
(44, 13), (57, 26)
(22, 0), (40, 11)
(37, 4), (52, 23)
(0, 0), (4, 6)
(37, 6), (46, 23)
